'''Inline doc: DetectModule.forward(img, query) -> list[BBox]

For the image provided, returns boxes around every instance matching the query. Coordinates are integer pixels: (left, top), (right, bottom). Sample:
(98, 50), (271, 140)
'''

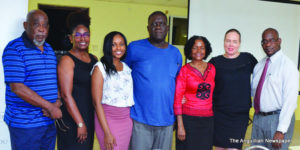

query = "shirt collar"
(267, 50), (282, 63)
(21, 31), (37, 49)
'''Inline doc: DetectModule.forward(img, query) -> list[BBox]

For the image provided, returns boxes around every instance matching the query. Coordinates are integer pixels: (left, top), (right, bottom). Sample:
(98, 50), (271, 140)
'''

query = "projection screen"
(188, 0), (300, 63)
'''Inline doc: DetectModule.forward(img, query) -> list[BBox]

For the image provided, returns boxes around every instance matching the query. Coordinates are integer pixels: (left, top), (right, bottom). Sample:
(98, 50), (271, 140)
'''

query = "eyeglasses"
(73, 32), (90, 38)
(261, 38), (278, 45)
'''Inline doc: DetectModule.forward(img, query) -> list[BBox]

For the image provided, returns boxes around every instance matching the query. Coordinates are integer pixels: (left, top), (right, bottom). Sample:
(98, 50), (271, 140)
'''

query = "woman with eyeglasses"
(56, 11), (97, 150)
(209, 29), (257, 150)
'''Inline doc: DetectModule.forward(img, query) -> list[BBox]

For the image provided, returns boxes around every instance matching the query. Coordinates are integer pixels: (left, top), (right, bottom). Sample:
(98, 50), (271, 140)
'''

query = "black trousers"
(176, 115), (214, 150)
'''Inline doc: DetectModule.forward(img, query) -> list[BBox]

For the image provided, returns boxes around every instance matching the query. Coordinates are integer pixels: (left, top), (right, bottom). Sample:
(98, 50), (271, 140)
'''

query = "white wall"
(189, 0), (300, 64)
(0, 1), (28, 149)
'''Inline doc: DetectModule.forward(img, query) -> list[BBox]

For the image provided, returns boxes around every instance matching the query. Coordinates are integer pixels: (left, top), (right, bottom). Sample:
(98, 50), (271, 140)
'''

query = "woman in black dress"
(56, 12), (97, 150)
(209, 29), (257, 150)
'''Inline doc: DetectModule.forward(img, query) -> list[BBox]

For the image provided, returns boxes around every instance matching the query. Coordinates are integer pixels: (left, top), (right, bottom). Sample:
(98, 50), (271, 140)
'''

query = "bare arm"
(91, 66), (116, 149)
(10, 83), (62, 119)
(176, 115), (186, 141)
(42, 91), (62, 117)
(58, 55), (87, 143)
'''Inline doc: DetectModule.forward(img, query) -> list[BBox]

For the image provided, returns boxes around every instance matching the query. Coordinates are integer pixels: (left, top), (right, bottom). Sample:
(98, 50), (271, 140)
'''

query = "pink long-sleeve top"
(174, 63), (216, 117)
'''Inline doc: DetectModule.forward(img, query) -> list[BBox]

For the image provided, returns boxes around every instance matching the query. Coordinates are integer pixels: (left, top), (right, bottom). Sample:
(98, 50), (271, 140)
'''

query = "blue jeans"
(8, 123), (56, 150)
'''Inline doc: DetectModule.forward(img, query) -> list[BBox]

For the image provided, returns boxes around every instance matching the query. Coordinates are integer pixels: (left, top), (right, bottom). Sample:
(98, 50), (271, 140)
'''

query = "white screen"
(0, 1), (28, 149)
(188, 0), (300, 64)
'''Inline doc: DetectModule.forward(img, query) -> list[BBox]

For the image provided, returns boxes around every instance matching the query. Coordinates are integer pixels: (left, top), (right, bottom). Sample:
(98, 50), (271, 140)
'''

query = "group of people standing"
(174, 26), (298, 150)
(1, 9), (299, 150)
(174, 28), (257, 150)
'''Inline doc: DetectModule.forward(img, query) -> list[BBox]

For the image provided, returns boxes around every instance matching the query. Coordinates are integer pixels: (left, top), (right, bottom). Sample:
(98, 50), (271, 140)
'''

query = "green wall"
(29, 0), (187, 64)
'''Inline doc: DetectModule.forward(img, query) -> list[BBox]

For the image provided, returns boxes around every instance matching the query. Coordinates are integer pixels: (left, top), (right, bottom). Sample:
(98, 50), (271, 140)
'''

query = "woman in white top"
(91, 31), (134, 150)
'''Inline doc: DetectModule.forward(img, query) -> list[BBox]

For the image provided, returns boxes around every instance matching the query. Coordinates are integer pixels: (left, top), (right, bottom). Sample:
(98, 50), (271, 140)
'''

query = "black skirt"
(213, 110), (249, 149)
(176, 115), (214, 150)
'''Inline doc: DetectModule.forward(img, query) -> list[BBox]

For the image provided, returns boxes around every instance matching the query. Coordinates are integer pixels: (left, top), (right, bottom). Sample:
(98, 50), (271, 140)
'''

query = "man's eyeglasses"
(261, 38), (278, 45)
(73, 32), (90, 38)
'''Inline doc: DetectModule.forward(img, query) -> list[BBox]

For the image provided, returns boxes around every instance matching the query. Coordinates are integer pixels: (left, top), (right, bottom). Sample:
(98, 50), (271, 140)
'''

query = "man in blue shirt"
(125, 11), (182, 150)
(2, 10), (62, 150)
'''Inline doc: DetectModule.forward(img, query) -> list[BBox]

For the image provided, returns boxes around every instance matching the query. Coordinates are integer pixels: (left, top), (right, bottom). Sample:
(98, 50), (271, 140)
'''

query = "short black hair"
(224, 28), (241, 42)
(148, 11), (167, 24)
(184, 36), (212, 60)
(66, 11), (90, 34)
(100, 31), (128, 76)
(262, 28), (279, 37)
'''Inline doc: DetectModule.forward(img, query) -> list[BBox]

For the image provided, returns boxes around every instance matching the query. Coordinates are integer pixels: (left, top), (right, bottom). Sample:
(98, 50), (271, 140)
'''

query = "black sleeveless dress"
(57, 52), (97, 150)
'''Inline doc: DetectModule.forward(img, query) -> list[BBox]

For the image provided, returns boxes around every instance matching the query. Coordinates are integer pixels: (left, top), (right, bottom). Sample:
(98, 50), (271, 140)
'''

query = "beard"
(33, 33), (46, 47)
(33, 38), (45, 47)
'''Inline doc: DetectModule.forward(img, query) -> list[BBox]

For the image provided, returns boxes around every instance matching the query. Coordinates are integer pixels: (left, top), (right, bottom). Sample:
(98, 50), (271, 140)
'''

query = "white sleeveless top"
(91, 61), (134, 107)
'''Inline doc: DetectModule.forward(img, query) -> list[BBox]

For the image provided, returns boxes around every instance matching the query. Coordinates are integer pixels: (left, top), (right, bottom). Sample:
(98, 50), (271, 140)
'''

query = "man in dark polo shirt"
(2, 10), (62, 150)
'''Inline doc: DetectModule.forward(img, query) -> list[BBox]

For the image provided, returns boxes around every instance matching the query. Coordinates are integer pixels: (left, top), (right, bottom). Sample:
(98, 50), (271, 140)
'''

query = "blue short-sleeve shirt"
(124, 39), (182, 126)
(2, 32), (58, 128)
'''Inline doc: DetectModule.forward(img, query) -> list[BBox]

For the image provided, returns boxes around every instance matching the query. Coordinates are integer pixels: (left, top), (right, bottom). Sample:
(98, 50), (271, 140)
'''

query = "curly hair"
(184, 36), (212, 60)
(66, 11), (90, 34)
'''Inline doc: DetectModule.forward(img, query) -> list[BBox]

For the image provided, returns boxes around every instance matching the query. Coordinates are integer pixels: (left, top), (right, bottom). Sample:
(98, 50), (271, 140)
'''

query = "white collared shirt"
(251, 50), (299, 133)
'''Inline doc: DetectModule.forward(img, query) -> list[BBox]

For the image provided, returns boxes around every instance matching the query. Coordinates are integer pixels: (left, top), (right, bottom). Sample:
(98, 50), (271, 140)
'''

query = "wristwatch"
(78, 122), (83, 128)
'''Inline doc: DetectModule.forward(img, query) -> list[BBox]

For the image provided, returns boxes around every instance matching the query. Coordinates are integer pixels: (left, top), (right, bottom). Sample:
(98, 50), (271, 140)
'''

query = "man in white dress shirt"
(251, 28), (299, 150)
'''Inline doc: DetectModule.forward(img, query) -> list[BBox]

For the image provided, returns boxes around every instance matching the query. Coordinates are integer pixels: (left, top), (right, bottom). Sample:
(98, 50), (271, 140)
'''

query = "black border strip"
(260, 0), (300, 5)
(298, 40), (300, 95)
(185, 0), (190, 64)
(298, 40), (300, 70)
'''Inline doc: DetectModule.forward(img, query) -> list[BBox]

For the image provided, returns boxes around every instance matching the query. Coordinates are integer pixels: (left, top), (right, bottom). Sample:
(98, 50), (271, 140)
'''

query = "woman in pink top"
(174, 36), (215, 150)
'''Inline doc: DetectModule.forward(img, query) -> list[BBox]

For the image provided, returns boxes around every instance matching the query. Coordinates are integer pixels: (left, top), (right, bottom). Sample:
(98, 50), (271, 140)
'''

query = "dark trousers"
(8, 123), (56, 150)
(176, 115), (214, 150)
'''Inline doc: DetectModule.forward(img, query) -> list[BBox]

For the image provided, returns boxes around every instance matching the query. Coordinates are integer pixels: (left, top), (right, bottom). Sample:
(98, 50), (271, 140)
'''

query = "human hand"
(46, 103), (62, 119)
(177, 126), (186, 141)
(77, 124), (88, 143)
(104, 133), (116, 150)
(272, 131), (284, 149)
(43, 99), (62, 117)
(42, 108), (50, 117)
(54, 99), (62, 107)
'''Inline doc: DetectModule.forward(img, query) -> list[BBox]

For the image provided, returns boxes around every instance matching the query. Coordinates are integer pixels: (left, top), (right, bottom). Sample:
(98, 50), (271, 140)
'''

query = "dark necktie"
(254, 58), (270, 113)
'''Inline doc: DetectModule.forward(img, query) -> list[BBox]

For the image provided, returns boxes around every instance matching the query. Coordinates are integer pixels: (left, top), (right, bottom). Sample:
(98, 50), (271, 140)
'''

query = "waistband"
(256, 110), (280, 116)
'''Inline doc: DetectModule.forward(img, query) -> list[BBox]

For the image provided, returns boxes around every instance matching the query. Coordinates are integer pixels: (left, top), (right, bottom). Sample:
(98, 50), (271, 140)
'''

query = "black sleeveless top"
(57, 52), (97, 150)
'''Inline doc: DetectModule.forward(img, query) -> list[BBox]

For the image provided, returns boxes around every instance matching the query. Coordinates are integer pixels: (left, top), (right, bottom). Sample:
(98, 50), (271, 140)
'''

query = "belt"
(257, 110), (280, 116)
